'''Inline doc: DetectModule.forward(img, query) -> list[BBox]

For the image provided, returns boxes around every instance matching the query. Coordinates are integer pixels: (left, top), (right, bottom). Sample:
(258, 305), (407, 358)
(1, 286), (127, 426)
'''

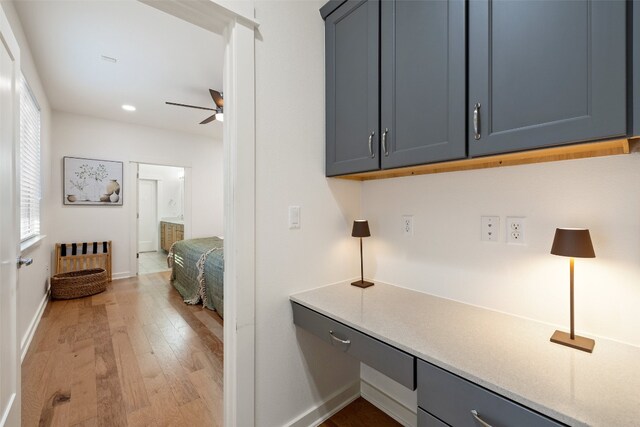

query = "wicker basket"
(51, 268), (107, 299)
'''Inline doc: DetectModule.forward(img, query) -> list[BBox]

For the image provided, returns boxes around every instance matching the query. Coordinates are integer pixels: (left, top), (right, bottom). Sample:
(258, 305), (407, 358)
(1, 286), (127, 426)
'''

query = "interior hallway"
(21, 271), (223, 426)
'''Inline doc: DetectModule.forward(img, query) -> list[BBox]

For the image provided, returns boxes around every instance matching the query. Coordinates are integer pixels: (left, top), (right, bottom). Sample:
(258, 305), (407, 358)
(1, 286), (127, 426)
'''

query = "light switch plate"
(288, 206), (300, 229)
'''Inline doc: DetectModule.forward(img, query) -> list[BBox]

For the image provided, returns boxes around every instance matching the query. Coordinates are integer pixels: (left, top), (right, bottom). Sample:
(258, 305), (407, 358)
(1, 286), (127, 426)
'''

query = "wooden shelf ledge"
(335, 138), (640, 181)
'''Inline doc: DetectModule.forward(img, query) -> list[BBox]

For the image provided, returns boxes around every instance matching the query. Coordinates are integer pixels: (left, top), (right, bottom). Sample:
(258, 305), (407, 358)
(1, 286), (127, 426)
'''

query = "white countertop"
(161, 218), (184, 225)
(290, 282), (640, 427)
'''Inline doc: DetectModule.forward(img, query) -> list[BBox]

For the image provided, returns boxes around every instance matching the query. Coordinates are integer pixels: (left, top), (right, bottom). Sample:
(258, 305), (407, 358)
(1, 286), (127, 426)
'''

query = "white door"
(0, 7), (21, 427)
(138, 179), (157, 252)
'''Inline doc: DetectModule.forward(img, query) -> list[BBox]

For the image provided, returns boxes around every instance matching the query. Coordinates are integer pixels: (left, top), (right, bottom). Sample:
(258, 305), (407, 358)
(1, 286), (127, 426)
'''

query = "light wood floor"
(320, 397), (401, 427)
(22, 271), (223, 427)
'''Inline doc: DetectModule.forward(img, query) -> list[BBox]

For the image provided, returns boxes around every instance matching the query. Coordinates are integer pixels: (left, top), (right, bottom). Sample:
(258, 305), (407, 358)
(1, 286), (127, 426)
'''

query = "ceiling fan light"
(216, 113), (224, 122)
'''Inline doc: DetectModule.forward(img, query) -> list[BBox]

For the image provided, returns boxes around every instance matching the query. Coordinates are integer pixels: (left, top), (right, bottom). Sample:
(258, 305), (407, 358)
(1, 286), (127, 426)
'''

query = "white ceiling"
(14, 0), (224, 138)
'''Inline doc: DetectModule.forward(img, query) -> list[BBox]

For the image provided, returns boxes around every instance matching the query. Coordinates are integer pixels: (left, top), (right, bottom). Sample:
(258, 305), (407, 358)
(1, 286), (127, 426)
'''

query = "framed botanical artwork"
(63, 156), (123, 206)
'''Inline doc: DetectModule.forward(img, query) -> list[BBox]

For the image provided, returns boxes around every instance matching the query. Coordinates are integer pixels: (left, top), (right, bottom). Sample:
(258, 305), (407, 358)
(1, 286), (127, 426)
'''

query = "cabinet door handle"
(382, 128), (389, 156)
(470, 410), (493, 427)
(473, 103), (481, 140)
(329, 330), (351, 345)
(368, 131), (375, 158)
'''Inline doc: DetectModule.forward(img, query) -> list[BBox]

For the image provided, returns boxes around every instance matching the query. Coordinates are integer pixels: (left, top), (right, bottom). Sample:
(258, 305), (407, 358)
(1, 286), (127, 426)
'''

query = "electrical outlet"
(481, 216), (500, 242)
(506, 217), (526, 244)
(402, 215), (413, 236)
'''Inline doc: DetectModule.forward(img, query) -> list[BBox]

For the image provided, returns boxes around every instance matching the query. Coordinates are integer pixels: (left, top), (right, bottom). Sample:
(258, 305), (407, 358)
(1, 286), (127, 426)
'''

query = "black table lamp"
(550, 228), (596, 353)
(352, 220), (373, 288)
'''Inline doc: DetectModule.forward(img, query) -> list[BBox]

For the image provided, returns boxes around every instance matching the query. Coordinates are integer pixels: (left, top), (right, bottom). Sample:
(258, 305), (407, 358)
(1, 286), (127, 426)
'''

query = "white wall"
(139, 164), (185, 220)
(2, 1), (54, 360)
(254, 2), (363, 426)
(51, 111), (223, 278)
(361, 154), (640, 412)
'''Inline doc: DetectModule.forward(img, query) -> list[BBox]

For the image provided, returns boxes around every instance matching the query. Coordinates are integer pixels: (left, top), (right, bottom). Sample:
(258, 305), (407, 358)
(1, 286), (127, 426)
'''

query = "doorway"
(136, 163), (186, 275)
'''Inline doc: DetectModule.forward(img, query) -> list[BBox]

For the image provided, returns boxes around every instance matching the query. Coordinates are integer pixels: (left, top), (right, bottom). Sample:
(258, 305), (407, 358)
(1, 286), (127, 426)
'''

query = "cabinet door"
(381, 0), (466, 168)
(326, 0), (380, 176)
(469, 0), (626, 156)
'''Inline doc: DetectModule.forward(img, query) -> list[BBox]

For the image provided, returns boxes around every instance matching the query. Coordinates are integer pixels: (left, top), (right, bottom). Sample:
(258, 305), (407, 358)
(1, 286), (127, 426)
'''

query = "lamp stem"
(360, 237), (364, 283)
(570, 257), (575, 340)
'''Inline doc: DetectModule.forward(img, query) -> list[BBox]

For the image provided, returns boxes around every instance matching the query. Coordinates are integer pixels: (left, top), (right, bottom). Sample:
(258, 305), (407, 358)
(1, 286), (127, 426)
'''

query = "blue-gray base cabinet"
(417, 360), (565, 427)
(291, 301), (564, 426)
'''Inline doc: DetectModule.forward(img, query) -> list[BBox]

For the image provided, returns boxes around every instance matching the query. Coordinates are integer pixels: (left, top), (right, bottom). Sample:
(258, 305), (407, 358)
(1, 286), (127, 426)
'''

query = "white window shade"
(20, 74), (41, 242)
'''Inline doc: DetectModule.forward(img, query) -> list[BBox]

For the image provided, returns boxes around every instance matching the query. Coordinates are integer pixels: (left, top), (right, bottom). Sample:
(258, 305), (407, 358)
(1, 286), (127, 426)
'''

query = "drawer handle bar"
(470, 410), (493, 427)
(329, 330), (351, 345)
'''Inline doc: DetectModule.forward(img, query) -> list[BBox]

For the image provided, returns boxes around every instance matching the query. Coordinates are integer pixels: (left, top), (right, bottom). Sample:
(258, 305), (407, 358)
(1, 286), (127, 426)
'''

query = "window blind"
(20, 74), (41, 242)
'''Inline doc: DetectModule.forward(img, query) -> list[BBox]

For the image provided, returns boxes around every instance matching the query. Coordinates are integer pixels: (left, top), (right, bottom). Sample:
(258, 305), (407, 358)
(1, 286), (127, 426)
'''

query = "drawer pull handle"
(470, 410), (493, 427)
(382, 128), (389, 156)
(329, 330), (351, 345)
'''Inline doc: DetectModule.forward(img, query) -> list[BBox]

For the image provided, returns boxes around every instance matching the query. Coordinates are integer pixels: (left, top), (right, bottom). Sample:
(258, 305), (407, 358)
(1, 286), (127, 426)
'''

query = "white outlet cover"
(506, 216), (526, 244)
(481, 216), (499, 242)
(402, 215), (413, 236)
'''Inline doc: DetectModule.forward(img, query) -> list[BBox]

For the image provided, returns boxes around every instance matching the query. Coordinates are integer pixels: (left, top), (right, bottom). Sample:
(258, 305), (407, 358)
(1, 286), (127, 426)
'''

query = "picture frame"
(63, 156), (123, 206)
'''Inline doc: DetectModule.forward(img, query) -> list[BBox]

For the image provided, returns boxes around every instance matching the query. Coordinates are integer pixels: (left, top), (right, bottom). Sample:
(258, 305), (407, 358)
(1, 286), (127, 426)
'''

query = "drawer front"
(418, 408), (449, 427)
(292, 302), (415, 389)
(417, 360), (564, 427)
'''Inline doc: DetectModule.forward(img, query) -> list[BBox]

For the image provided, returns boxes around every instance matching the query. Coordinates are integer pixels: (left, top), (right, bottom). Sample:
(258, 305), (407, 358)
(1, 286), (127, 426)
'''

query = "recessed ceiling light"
(122, 104), (136, 112)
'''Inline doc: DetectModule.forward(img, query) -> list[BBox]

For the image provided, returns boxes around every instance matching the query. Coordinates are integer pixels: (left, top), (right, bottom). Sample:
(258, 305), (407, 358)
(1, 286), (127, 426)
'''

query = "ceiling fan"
(166, 89), (224, 124)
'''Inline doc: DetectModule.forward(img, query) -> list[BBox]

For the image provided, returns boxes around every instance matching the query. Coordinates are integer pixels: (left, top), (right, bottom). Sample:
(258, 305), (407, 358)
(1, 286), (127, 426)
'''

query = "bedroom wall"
(2, 1), (54, 360)
(50, 111), (223, 278)
(253, 1), (363, 426)
(360, 153), (640, 418)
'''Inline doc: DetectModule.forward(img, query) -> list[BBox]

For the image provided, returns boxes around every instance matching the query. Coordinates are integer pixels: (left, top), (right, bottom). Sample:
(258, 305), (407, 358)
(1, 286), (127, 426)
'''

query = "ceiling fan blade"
(209, 89), (224, 108)
(200, 114), (217, 125)
(166, 101), (216, 111)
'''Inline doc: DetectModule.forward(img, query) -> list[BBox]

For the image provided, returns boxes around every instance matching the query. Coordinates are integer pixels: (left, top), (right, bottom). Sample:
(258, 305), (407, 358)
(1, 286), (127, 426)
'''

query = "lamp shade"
(550, 228), (595, 258)
(351, 220), (371, 238)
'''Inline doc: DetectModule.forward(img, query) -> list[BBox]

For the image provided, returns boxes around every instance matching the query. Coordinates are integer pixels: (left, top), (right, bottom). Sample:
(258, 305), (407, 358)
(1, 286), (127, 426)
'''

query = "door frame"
(136, 3), (257, 425)
(137, 178), (158, 253)
(0, 4), (21, 426)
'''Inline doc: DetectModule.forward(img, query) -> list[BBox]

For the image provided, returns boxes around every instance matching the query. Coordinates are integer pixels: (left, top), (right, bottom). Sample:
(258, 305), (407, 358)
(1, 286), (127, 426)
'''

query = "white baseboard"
(112, 272), (135, 280)
(361, 380), (417, 427)
(286, 381), (360, 427)
(20, 290), (49, 363)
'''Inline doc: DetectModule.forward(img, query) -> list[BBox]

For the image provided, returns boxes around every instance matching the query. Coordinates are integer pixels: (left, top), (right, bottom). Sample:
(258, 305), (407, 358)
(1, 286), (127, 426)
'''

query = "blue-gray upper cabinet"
(325, 0), (380, 176)
(380, 0), (466, 168)
(468, 0), (627, 157)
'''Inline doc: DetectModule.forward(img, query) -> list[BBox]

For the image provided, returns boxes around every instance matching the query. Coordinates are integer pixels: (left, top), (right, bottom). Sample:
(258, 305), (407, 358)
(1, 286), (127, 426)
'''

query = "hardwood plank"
(93, 305), (128, 427)
(319, 397), (401, 427)
(111, 325), (151, 413)
(68, 339), (97, 425)
(178, 398), (217, 427)
(21, 350), (52, 427)
(188, 369), (222, 427)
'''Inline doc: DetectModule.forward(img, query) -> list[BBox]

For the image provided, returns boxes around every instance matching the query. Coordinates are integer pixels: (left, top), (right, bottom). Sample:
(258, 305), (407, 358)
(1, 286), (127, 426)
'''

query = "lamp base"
(351, 280), (374, 289)
(550, 330), (595, 353)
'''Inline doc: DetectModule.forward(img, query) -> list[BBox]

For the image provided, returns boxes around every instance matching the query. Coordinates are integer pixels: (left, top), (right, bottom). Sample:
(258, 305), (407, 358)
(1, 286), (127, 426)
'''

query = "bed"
(168, 237), (224, 317)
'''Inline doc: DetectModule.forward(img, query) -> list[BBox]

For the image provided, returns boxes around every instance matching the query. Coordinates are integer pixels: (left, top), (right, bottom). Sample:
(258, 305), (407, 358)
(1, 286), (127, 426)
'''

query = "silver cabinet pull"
(382, 128), (389, 156)
(368, 131), (375, 158)
(17, 257), (33, 268)
(329, 330), (351, 345)
(470, 410), (493, 427)
(473, 103), (481, 140)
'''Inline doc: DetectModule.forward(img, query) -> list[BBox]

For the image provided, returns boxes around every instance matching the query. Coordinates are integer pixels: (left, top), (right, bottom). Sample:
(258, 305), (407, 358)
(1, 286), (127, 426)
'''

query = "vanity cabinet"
(324, 0), (465, 176)
(322, 0), (629, 177)
(468, 0), (627, 156)
(160, 221), (184, 252)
